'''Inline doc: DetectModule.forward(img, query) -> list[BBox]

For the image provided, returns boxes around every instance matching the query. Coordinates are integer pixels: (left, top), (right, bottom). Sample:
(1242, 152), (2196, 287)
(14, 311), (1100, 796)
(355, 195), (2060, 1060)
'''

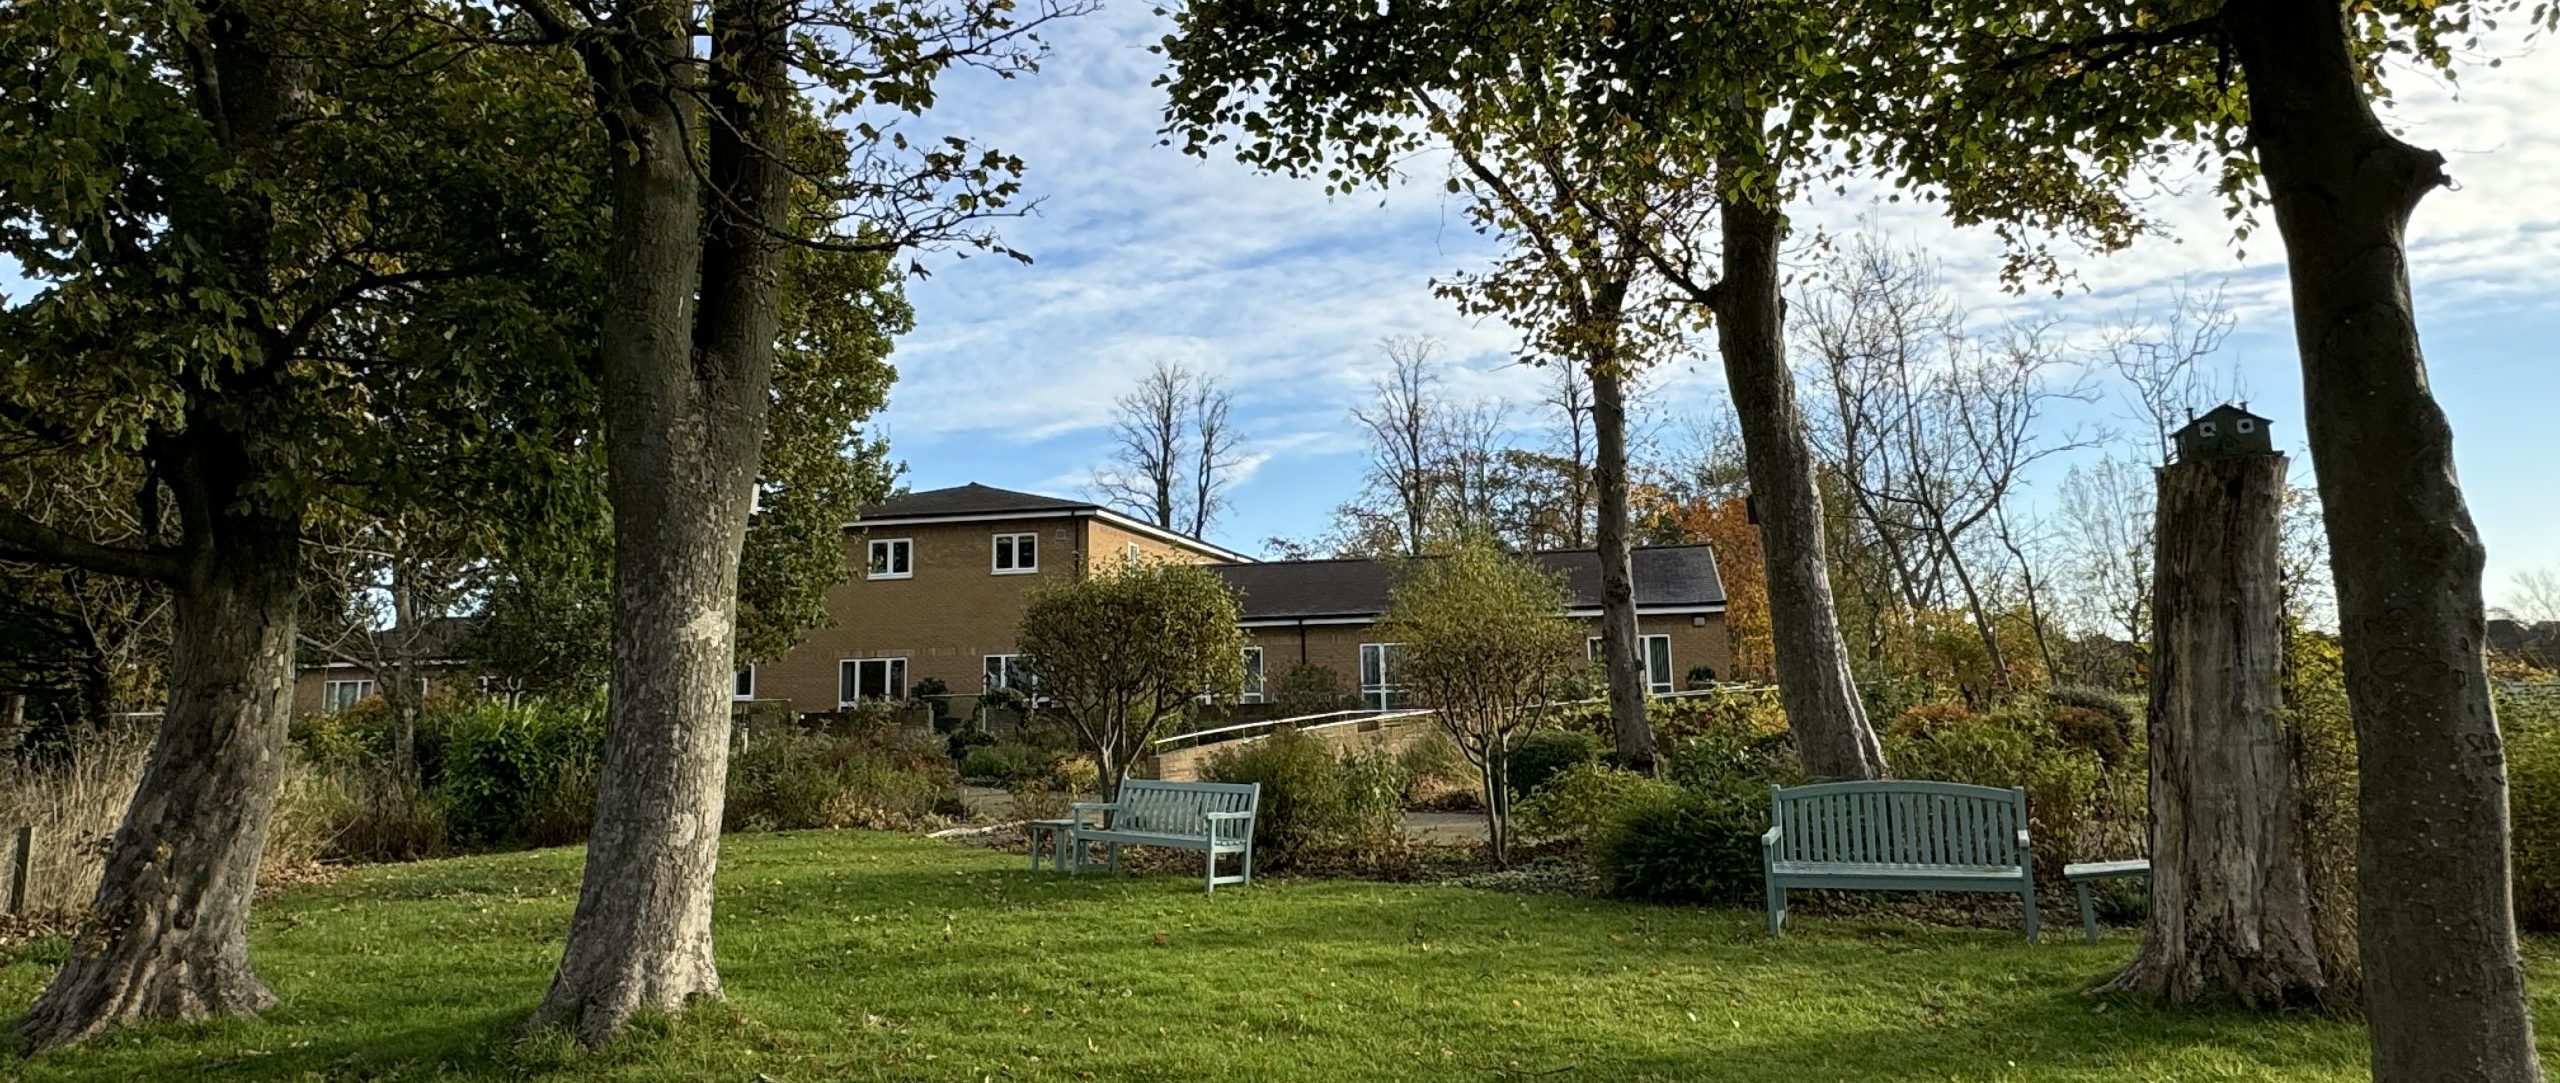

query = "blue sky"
(873, 6), (2560, 611)
(6, 9), (2552, 612)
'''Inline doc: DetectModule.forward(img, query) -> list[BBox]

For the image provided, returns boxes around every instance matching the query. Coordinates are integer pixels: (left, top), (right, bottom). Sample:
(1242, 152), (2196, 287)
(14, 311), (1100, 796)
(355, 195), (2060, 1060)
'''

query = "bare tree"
(1351, 337), (1447, 557)
(1541, 364), (1597, 548)
(1801, 241), (2095, 692)
(2506, 568), (2560, 624)
(1095, 360), (1192, 530)
(2054, 457), (2157, 648)
(1189, 376), (1243, 538)
(1434, 399), (1512, 543)
(2098, 280), (2239, 464)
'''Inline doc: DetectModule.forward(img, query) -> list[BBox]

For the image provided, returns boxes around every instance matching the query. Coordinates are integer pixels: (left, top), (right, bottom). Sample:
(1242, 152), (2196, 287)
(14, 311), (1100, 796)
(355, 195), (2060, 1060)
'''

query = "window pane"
(1018, 534), (1035, 568)
(887, 659), (907, 699)
(734, 668), (754, 698)
(840, 661), (857, 703)
(985, 655), (1004, 688)
(1647, 636), (1673, 693)
(892, 541), (909, 574)
(1241, 648), (1263, 700)
(869, 543), (888, 574)
(1360, 645), (1381, 687)
(995, 535), (1015, 569)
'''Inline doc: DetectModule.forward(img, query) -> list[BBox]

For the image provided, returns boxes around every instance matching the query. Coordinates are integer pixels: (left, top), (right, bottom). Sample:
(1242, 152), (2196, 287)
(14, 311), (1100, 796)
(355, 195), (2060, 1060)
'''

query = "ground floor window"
(324, 678), (376, 714)
(1358, 642), (1407, 710)
(734, 666), (756, 701)
(839, 657), (908, 706)
(1588, 634), (1676, 696)
(1240, 646), (1264, 704)
(982, 653), (1034, 695)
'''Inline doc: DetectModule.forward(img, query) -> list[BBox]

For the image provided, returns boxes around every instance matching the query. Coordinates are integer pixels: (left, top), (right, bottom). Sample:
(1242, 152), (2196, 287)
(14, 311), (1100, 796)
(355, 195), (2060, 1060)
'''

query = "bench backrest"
(1771, 781), (2028, 869)
(1115, 779), (1260, 836)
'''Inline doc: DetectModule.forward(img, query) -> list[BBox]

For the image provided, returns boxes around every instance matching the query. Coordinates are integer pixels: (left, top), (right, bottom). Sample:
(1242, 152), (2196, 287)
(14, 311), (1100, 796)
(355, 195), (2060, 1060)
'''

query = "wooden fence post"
(7, 824), (29, 916)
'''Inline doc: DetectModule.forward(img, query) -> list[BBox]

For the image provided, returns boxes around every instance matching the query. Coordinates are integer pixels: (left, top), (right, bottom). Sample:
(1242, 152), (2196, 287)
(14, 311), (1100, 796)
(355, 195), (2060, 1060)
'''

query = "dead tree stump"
(2103, 451), (2332, 1007)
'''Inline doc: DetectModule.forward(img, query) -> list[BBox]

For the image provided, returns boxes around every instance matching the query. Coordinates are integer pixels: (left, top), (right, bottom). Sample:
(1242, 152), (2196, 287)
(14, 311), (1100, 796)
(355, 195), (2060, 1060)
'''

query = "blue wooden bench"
(1069, 779), (1260, 894)
(1762, 781), (2040, 941)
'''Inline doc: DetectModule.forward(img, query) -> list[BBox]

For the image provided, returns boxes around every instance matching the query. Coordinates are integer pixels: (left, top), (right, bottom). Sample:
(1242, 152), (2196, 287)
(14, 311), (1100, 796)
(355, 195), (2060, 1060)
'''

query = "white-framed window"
(839, 657), (908, 705)
(1589, 634), (1677, 696)
(324, 679), (376, 714)
(1240, 646), (1265, 704)
(2200, 421), (2221, 438)
(983, 653), (1033, 692)
(992, 532), (1038, 574)
(1124, 541), (1143, 564)
(733, 666), (756, 702)
(1358, 642), (1407, 710)
(2236, 418), (2257, 434)
(867, 537), (913, 579)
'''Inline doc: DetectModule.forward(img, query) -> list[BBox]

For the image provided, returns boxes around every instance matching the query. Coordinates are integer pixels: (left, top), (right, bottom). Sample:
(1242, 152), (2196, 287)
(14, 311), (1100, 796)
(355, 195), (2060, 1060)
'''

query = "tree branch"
(0, 507), (187, 583)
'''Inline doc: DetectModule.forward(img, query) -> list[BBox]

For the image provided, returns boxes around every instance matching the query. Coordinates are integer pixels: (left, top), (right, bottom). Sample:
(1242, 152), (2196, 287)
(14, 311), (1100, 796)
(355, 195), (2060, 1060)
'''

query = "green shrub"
(1269, 662), (1349, 715)
(1516, 762), (1676, 843)
(1883, 712), (2101, 881)
(1337, 748), (1411, 825)
(1591, 781), (1769, 903)
(1506, 730), (1600, 798)
(434, 697), (607, 848)
(959, 743), (1044, 783)
(2504, 698), (2560, 931)
(1397, 729), (1477, 806)
(1204, 728), (1400, 866)
(2041, 687), (2139, 766)
(726, 726), (959, 831)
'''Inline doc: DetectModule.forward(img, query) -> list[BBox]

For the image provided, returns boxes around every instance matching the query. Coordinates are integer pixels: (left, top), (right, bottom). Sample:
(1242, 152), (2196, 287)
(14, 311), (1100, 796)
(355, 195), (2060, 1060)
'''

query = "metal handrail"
(1151, 707), (1435, 750)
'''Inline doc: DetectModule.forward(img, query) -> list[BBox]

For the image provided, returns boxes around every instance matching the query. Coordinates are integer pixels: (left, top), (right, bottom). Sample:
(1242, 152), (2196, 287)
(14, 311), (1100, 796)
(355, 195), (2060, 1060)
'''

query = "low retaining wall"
(1148, 713), (1441, 782)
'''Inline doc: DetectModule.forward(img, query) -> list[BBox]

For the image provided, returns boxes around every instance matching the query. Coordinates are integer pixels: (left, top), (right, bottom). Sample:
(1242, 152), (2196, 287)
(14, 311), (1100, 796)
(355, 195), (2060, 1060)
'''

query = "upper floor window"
(868, 537), (912, 579)
(1124, 541), (1142, 565)
(993, 532), (1038, 574)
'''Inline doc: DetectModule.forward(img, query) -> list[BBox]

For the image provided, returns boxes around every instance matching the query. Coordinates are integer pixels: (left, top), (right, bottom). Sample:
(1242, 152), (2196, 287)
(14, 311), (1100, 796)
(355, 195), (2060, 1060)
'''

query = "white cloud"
(875, 7), (2560, 574)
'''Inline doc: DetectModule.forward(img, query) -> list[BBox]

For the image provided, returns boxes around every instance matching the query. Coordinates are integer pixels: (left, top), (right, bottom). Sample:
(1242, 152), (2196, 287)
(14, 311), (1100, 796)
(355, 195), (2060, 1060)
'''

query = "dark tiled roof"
(297, 615), (479, 668)
(1211, 545), (1724, 622)
(858, 483), (1096, 522)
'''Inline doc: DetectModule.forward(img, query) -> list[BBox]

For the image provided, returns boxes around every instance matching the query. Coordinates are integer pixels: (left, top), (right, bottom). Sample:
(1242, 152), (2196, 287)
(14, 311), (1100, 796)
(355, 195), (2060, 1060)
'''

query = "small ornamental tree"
(1378, 542), (1584, 865)
(1019, 560), (1247, 802)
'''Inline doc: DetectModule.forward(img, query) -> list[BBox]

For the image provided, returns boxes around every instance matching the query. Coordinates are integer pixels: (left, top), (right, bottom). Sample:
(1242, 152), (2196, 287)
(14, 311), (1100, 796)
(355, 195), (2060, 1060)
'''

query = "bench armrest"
(1204, 810), (1254, 842)
(1071, 801), (1118, 829)
(2016, 828), (2032, 855)
(1760, 825), (1783, 852)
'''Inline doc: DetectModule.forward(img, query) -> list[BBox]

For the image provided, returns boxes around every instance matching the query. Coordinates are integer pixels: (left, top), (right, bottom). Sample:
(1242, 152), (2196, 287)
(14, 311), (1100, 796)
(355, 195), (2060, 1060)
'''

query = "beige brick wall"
(747, 516), (1088, 713)
(290, 665), (472, 717)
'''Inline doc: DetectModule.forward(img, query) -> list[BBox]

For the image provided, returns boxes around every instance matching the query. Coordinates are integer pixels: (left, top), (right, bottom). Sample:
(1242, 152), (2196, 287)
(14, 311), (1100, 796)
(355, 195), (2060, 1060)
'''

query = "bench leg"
(1205, 846), (1217, 895)
(1108, 841), (1119, 872)
(2077, 882), (2098, 945)
(1767, 883), (1786, 937)
(2022, 886), (2041, 943)
(1241, 838), (1253, 887)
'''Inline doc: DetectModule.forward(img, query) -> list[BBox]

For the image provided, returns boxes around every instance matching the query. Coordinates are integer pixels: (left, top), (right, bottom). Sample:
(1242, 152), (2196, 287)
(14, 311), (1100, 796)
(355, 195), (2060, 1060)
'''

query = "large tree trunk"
(529, 0), (788, 1045)
(1708, 158), (1886, 781)
(2225, 0), (2538, 1076)
(2103, 453), (2332, 1006)
(17, 516), (300, 1051)
(1588, 364), (1656, 772)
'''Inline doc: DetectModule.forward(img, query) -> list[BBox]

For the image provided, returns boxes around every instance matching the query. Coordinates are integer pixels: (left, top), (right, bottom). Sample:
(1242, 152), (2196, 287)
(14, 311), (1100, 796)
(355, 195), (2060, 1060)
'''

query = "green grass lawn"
(5, 832), (2557, 1081)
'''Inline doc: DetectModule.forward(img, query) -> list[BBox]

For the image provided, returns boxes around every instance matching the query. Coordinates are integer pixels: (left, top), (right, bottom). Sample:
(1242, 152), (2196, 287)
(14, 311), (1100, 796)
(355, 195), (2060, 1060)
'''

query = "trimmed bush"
(1591, 781), (1769, 903)
(435, 697), (607, 848)
(1515, 762), (1675, 843)
(1506, 730), (1600, 798)
(959, 744), (1034, 783)
(1204, 727), (1401, 867)
(727, 725), (959, 831)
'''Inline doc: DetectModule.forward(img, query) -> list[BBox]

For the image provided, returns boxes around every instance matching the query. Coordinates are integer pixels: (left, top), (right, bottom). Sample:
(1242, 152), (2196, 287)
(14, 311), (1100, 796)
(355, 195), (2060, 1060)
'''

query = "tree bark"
(2224, 0), (2538, 1075)
(2103, 453), (2331, 1006)
(1708, 157), (1887, 781)
(529, 0), (789, 1045)
(16, 514), (299, 1051)
(1588, 364), (1656, 772)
